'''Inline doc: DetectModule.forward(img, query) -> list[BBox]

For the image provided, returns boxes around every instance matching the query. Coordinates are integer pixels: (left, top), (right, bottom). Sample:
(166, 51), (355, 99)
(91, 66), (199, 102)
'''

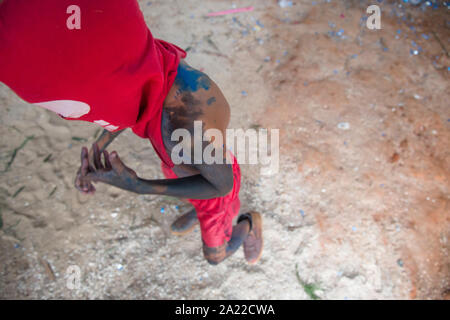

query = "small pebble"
(278, 0), (293, 8)
(337, 122), (350, 130)
(253, 25), (261, 32)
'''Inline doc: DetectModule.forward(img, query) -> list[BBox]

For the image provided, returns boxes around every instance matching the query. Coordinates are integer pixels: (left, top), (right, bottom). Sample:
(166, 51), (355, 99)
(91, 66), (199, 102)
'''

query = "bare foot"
(241, 212), (263, 264)
(170, 208), (199, 236)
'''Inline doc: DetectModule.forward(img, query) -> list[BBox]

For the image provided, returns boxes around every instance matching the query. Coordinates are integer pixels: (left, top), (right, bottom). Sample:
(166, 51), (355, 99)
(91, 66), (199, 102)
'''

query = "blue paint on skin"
(206, 97), (216, 105)
(175, 63), (211, 92)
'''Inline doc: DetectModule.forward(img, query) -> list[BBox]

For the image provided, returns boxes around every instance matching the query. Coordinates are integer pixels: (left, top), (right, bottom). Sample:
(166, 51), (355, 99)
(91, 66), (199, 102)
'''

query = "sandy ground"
(0, 0), (449, 299)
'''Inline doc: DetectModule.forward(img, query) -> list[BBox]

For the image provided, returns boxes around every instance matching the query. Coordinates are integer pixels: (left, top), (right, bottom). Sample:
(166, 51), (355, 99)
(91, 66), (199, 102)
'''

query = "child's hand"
(75, 146), (96, 195)
(84, 143), (138, 191)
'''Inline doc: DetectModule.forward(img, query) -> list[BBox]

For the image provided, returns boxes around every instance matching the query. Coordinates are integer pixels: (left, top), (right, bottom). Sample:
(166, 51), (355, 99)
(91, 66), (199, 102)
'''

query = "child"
(0, 0), (262, 264)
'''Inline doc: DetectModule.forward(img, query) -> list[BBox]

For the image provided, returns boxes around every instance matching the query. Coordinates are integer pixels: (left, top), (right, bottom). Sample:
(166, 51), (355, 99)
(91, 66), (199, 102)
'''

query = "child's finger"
(92, 143), (103, 170)
(109, 151), (124, 171)
(81, 150), (90, 176)
(75, 176), (92, 194)
(81, 147), (88, 165)
(103, 150), (112, 169)
(75, 177), (81, 188)
(86, 182), (96, 194)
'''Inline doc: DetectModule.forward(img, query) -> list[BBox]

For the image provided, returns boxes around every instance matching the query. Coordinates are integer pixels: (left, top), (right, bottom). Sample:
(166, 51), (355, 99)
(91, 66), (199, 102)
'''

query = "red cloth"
(0, 0), (241, 248)
(161, 152), (241, 248)
(0, 0), (185, 167)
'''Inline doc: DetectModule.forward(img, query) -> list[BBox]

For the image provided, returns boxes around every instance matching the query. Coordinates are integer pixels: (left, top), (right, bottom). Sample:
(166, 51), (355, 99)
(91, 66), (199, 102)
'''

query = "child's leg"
(170, 208), (249, 252)
(170, 208), (199, 235)
(203, 212), (263, 265)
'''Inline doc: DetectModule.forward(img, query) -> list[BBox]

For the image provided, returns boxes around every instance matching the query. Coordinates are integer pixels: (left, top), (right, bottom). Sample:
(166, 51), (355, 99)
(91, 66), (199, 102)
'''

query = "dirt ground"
(0, 0), (449, 299)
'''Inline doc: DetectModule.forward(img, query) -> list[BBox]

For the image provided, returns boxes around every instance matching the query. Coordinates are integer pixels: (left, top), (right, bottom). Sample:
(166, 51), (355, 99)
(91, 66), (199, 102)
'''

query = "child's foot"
(170, 209), (199, 236)
(241, 212), (263, 264)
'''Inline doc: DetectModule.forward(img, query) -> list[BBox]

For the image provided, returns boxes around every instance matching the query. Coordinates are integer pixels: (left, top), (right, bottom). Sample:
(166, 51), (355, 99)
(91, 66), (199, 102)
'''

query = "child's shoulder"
(163, 61), (230, 132)
(161, 61), (231, 161)
(174, 60), (212, 94)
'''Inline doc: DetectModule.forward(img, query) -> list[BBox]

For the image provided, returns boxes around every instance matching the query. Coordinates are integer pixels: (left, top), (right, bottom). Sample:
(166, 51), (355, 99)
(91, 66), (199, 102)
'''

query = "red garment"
(0, 0), (242, 248)
(161, 152), (241, 248)
(0, 0), (185, 167)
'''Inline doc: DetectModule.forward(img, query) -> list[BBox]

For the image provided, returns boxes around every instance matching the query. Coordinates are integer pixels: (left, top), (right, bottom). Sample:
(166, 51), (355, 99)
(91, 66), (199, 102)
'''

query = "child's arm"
(82, 143), (233, 200)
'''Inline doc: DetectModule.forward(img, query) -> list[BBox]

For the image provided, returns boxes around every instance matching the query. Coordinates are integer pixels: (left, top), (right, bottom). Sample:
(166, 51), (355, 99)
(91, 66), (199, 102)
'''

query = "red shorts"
(161, 152), (241, 248)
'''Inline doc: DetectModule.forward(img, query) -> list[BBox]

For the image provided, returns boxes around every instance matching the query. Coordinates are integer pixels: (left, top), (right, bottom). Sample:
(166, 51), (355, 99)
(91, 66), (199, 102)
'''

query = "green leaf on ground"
(295, 264), (321, 300)
(4, 135), (34, 172)
(71, 136), (88, 142)
(12, 186), (25, 198)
